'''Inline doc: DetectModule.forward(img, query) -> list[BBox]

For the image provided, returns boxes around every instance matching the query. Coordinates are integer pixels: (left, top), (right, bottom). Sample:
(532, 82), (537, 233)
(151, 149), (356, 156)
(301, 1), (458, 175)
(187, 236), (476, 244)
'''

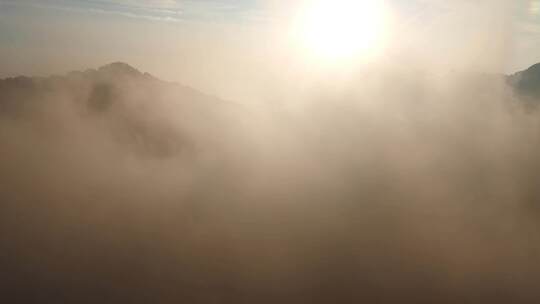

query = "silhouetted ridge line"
(98, 62), (142, 76)
(507, 62), (540, 99)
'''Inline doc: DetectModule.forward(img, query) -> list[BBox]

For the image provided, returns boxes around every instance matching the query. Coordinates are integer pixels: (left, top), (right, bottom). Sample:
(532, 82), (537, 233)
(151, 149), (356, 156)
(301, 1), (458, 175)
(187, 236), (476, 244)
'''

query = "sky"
(1, 0), (540, 101)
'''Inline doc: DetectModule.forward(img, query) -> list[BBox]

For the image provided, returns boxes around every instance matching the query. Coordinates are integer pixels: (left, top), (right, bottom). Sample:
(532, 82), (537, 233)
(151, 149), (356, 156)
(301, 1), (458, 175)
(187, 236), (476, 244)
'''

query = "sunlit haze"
(4, 1), (540, 303)
(292, 0), (388, 65)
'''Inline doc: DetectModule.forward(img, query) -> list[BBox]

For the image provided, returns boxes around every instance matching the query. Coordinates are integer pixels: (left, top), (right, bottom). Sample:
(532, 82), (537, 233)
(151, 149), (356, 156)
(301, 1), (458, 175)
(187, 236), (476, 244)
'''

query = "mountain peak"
(97, 62), (142, 77)
(524, 63), (540, 75)
(508, 62), (540, 98)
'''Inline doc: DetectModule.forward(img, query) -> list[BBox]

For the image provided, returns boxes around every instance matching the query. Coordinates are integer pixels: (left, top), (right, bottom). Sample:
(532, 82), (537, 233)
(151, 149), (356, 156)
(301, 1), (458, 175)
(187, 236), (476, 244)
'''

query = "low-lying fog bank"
(2, 62), (540, 303)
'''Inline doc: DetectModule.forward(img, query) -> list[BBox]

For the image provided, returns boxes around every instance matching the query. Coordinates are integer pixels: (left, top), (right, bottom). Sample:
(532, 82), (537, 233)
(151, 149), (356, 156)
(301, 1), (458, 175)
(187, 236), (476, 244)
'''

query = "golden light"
(293, 0), (388, 65)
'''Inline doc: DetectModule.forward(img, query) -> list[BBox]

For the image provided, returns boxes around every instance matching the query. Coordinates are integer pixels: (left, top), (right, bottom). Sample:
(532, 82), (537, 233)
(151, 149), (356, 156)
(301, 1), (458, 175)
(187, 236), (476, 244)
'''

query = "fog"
(3, 0), (540, 303)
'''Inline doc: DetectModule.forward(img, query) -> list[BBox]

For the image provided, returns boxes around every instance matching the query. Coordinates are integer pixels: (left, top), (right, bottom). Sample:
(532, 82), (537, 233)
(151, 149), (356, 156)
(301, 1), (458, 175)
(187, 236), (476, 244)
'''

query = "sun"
(293, 0), (388, 64)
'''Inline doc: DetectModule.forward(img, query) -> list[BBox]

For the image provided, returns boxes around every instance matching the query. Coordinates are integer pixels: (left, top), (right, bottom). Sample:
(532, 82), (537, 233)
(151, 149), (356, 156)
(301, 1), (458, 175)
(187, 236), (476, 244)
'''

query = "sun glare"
(293, 0), (388, 64)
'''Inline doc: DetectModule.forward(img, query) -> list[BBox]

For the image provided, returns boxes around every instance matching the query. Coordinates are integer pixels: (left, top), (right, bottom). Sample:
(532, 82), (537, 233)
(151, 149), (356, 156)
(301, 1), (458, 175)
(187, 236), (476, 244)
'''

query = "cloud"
(3, 2), (540, 302)
(0, 0), (266, 23)
(3, 56), (540, 302)
(0, 0), (184, 22)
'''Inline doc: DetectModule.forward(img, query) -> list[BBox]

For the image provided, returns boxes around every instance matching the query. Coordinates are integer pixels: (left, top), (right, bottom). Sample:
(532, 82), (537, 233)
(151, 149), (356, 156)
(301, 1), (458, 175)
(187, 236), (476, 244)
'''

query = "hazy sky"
(1, 0), (540, 100)
(5, 3), (540, 303)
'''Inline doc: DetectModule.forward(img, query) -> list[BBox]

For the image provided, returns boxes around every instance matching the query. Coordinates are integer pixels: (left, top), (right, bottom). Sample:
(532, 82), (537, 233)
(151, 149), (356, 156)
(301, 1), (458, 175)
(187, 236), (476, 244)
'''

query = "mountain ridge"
(0, 61), (246, 159)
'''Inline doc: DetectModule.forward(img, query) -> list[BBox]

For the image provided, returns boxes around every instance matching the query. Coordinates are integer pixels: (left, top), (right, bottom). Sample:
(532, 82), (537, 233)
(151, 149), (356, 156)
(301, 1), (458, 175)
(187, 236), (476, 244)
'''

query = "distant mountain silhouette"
(508, 63), (540, 99)
(0, 62), (244, 158)
(98, 62), (145, 76)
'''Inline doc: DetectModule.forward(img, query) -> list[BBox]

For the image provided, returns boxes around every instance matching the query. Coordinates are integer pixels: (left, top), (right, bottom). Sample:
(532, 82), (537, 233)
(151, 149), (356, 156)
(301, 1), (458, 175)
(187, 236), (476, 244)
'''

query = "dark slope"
(0, 62), (244, 158)
(508, 63), (540, 99)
